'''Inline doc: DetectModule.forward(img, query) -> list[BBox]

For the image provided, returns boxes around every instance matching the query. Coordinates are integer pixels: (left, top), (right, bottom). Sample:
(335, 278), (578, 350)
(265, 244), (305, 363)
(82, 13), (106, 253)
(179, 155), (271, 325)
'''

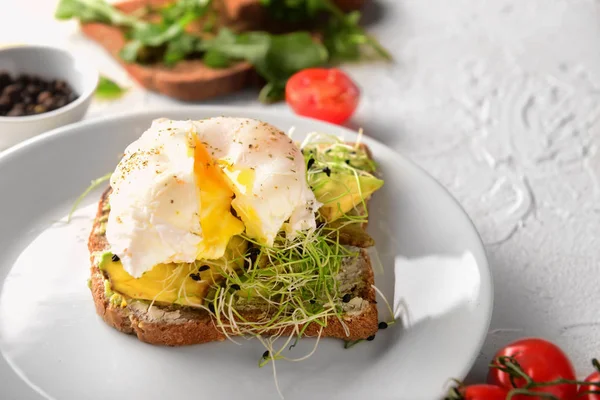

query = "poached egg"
(106, 117), (320, 278)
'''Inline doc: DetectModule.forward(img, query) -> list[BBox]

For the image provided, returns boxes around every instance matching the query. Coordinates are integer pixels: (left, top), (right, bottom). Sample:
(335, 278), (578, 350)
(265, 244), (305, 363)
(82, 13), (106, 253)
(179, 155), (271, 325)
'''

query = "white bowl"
(0, 45), (98, 151)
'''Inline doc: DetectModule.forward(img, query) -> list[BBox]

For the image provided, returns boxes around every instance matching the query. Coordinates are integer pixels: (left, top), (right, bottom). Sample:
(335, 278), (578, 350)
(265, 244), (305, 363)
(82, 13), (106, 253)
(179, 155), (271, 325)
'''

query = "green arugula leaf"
(261, 32), (328, 79)
(203, 49), (232, 68)
(199, 29), (271, 61)
(201, 29), (327, 102)
(258, 81), (286, 104)
(119, 40), (144, 63)
(160, 0), (211, 25)
(55, 0), (144, 28)
(164, 33), (202, 66)
(95, 76), (127, 100)
(323, 11), (363, 61)
(259, 0), (391, 62)
(130, 11), (197, 47)
(259, 0), (325, 22)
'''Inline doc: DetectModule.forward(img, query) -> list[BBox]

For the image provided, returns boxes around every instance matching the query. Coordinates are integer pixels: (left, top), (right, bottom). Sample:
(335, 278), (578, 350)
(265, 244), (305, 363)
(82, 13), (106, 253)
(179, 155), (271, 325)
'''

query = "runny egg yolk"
(217, 163), (266, 243)
(193, 138), (244, 260)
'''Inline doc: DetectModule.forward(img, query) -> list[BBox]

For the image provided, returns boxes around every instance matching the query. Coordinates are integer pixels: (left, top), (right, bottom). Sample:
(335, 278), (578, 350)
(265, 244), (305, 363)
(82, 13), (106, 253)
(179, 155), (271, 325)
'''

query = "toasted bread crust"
(88, 144), (379, 346)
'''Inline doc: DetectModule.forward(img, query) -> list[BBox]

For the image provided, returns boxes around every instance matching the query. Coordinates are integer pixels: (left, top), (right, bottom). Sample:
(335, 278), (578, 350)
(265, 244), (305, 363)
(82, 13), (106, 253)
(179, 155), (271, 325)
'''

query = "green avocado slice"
(312, 171), (383, 222)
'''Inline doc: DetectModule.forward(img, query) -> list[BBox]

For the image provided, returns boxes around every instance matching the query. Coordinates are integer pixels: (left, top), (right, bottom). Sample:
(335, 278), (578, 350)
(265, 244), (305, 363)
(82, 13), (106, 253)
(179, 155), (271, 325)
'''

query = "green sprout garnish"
(204, 226), (358, 338)
(68, 172), (111, 222)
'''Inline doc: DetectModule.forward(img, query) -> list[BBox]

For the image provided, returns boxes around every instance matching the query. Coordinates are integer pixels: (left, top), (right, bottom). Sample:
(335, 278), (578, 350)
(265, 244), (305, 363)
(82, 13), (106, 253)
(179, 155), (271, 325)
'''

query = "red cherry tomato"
(577, 371), (600, 400)
(488, 338), (577, 400)
(285, 68), (360, 125)
(459, 384), (508, 400)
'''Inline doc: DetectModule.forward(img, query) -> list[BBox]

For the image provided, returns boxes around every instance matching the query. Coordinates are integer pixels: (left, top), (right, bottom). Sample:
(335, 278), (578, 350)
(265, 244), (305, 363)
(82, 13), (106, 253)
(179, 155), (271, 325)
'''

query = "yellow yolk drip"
(194, 139), (244, 260)
(217, 163), (266, 243)
(231, 201), (265, 243)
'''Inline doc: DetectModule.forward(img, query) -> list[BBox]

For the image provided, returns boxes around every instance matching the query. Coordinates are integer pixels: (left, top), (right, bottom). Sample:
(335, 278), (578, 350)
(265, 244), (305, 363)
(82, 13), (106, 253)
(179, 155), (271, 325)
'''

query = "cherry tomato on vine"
(577, 371), (600, 400)
(456, 384), (508, 400)
(285, 68), (360, 125)
(488, 338), (577, 400)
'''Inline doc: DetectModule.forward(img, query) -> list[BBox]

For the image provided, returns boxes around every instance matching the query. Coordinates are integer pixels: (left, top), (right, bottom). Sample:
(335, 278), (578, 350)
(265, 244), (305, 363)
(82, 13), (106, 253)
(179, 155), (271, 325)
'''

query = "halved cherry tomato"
(458, 384), (508, 400)
(285, 68), (360, 125)
(488, 338), (577, 400)
(577, 371), (600, 400)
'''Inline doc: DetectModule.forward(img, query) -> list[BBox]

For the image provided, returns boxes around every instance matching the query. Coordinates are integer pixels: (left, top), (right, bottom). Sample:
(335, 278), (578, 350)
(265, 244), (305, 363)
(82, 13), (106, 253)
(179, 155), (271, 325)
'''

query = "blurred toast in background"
(80, 0), (367, 101)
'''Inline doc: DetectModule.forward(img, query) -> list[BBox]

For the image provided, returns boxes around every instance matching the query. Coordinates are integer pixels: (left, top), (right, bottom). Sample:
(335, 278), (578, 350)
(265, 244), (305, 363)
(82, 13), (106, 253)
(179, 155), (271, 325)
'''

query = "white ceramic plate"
(0, 107), (492, 400)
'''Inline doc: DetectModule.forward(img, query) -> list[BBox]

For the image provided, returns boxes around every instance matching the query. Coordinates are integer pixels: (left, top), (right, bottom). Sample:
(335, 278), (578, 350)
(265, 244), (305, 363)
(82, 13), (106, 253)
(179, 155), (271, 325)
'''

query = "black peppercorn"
(0, 72), (10, 91)
(244, 247), (261, 268)
(111, 254), (120, 262)
(198, 265), (210, 272)
(25, 84), (40, 96)
(37, 91), (52, 103)
(3, 84), (23, 101)
(0, 96), (11, 114)
(16, 74), (30, 85)
(342, 293), (352, 303)
(366, 335), (375, 341)
(378, 322), (388, 330)
(7, 106), (25, 117)
(190, 273), (201, 281)
(231, 284), (241, 291)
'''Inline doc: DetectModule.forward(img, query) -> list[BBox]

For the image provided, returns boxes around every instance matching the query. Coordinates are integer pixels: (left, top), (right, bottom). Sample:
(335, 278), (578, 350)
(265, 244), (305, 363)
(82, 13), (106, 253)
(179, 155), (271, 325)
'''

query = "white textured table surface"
(2, 0), (600, 383)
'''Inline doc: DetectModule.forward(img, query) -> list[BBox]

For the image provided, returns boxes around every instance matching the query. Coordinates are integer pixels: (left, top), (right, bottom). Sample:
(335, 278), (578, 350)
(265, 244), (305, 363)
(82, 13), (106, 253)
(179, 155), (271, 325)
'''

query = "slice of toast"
(88, 187), (378, 345)
(87, 140), (379, 346)
(81, 0), (258, 102)
(87, 139), (380, 345)
(80, 0), (368, 102)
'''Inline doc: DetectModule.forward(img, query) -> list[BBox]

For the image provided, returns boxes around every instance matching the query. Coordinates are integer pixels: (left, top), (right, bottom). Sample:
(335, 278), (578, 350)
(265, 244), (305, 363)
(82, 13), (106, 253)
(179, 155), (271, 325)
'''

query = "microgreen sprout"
(205, 227), (352, 338)
(68, 172), (111, 222)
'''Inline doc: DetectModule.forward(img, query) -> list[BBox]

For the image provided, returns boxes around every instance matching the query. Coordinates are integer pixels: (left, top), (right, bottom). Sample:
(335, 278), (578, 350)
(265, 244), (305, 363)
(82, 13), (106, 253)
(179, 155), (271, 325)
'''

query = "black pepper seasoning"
(111, 254), (120, 262)
(198, 265), (210, 272)
(366, 335), (376, 341)
(262, 350), (270, 358)
(378, 322), (388, 330)
(342, 293), (352, 303)
(189, 273), (201, 281)
(231, 284), (241, 291)
(245, 247), (261, 268)
(322, 167), (331, 177)
(307, 158), (315, 170)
